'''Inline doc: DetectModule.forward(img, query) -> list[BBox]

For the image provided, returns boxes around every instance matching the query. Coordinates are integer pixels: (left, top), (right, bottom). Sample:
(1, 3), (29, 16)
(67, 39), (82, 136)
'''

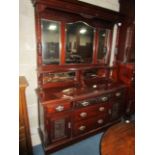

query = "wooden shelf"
(38, 64), (116, 73)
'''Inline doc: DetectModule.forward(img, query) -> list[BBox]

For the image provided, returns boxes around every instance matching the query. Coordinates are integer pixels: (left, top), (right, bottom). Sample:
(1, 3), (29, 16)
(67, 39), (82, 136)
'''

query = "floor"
(33, 132), (103, 155)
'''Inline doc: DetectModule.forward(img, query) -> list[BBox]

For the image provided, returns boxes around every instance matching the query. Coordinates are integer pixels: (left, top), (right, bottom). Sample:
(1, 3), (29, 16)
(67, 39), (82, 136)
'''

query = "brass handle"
(79, 125), (86, 131)
(55, 105), (64, 112)
(81, 101), (89, 107)
(47, 77), (52, 82)
(80, 112), (87, 118)
(97, 119), (104, 124)
(101, 96), (108, 102)
(115, 92), (121, 97)
(99, 107), (105, 112)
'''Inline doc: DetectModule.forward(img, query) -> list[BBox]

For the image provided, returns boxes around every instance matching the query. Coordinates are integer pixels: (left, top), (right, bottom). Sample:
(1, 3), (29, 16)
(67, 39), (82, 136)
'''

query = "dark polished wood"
(19, 76), (33, 155)
(32, 0), (122, 22)
(117, 0), (135, 62)
(31, 0), (134, 154)
(39, 119), (121, 154)
(100, 122), (135, 155)
(37, 82), (127, 154)
(118, 63), (135, 115)
(113, 0), (135, 116)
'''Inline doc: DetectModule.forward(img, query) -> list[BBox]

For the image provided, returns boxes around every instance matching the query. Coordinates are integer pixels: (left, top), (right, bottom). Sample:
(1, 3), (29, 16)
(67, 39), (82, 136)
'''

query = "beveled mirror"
(65, 21), (95, 64)
(41, 19), (60, 64)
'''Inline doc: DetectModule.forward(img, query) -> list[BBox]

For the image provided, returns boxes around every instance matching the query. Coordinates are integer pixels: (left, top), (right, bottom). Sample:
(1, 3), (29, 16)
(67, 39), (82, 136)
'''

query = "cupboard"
(31, 0), (134, 154)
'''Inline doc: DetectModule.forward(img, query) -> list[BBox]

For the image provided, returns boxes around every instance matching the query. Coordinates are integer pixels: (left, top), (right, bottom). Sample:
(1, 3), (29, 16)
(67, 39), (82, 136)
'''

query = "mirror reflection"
(66, 22), (94, 64)
(97, 29), (111, 64)
(43, 71), (75, 84)
(41, 19), (60, 64)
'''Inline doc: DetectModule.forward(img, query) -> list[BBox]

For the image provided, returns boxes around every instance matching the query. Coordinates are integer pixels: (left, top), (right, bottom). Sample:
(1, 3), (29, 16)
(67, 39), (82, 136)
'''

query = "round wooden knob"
(79, 125), (86, 131)
(97, 119), (104, 124)
(115, 92), (121, 97)
(99, 107), (105, 112)
(80, 112), (87, 118)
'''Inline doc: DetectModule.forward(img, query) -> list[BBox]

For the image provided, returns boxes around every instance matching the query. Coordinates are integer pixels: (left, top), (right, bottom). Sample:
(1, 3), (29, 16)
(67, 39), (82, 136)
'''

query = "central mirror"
(66, 22), (94, 64)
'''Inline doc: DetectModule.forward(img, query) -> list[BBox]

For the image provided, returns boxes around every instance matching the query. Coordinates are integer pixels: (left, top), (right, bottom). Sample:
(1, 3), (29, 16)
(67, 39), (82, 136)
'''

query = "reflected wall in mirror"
(41, 19), (60, 64)
(66, 22), (94, 64)
(97, 29), (111, 64)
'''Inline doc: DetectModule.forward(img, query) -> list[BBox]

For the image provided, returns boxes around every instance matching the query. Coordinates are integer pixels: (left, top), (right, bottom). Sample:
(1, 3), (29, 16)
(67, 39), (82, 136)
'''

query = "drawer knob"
(115, 92), (121, 97)
(80, 112), (87, 118)
(55, 105), (64, 112)
(79, 125), (86, 131)
(97, 119), (104, 124)
(81, 101), (89, 107)
(101, 96), (108, 102)
(99, 107), (105, 112)
(108, 109), (112, 114)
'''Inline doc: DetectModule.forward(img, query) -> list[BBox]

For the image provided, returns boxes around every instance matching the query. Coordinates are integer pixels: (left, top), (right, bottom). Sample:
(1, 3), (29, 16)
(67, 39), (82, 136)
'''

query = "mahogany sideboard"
(31, 0), (134, 154)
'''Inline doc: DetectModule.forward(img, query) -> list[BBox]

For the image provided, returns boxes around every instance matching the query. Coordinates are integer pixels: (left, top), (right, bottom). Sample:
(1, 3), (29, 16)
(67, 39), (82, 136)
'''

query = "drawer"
(108, 101), (125, 121)
(74, 94), (110, 108)
(73, 115), (107, 136)
(74, 98), (97, 108)
(46, 102), (71, 114)
(74, 103), (108, 121)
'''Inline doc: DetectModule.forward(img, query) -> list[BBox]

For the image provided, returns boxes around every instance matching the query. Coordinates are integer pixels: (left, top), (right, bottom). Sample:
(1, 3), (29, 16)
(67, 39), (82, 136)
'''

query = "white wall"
(19, 0), (119, 146)
(78, 0), (119, 12)
(19, 0), (39, 146)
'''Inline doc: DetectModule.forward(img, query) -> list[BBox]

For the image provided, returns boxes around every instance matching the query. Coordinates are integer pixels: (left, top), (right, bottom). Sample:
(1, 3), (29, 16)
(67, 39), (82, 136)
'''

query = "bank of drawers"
(73, 102), (109, 135)
(73, 89), (125, 136)
(44, 88), (125, 137)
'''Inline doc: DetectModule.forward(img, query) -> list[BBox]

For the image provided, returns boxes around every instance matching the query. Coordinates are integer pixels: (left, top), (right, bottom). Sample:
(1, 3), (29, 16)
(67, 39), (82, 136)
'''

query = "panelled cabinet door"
(109, 102), (123, 121)
(49, 115), (71, 143)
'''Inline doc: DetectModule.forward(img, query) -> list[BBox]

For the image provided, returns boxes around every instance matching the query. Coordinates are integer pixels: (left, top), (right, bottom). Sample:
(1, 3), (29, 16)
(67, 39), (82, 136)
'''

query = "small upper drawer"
(74, 98), (97, 108)
(74, 94), (111, 109)
(46, 102), (71, 114)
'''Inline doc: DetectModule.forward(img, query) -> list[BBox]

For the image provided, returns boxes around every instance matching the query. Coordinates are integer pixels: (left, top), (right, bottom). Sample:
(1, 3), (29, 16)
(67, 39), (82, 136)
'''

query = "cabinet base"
(39, 119), (121, 155)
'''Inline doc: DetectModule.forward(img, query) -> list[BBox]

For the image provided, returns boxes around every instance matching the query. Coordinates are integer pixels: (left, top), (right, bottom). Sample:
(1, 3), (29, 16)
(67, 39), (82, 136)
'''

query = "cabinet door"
(109, 101), (123, 121)
(49, 115), (71, 143)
